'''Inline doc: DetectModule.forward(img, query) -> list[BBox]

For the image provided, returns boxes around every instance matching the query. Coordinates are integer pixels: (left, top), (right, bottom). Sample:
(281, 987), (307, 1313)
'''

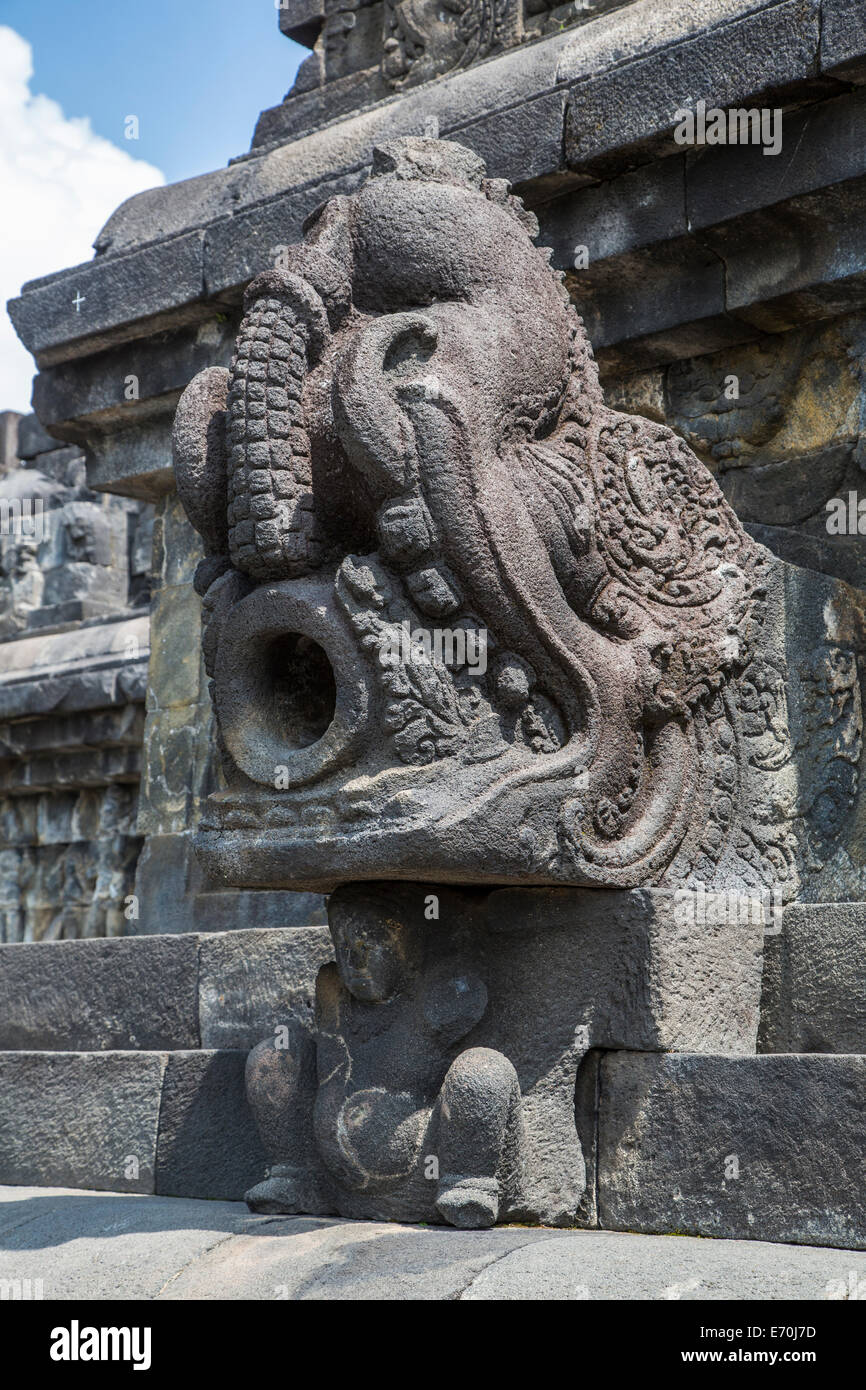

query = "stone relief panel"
(382, 0), (520, 90)
(0, 427), (152, 941)
(604, 315), (866, 593)
(257, 0), (624, 145)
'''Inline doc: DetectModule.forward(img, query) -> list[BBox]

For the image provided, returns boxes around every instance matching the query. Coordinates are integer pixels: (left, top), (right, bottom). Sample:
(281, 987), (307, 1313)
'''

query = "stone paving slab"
(1, 1187), (864, 1301)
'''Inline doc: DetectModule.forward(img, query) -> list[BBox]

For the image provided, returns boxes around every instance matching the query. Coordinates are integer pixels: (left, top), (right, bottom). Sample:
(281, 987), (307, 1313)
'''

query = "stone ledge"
(2, 1049), (864, 1243)
(0, 1050), (262, 1200)
(564, 0), (824, 174)
(14, 2), (863, 374)
(0, 614), (149, 722)
(8, 234), (208, 368)
(597, 1052), (866, 1249)
(0, 925), (331, 1052)
(0, 936), (200, 1052)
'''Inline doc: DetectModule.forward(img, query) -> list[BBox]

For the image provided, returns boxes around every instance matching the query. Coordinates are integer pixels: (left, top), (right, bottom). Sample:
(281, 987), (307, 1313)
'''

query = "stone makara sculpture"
(173, 137), (865, 1227)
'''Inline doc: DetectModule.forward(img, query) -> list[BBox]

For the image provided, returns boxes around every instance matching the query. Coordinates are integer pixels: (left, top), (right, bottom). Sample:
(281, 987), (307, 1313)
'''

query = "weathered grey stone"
(821, 0), (866, 76)
(130, 832), (327, 937)
(597, 1053), (866, 1249)
(255, 0), (602, 151)
(172, 137), (866, 902)
(686, 90), (866, 234)
(0, 1189), (251, 1302)
(563, 0), (821, 172)
(459, 1228), (866, 1301)
(197, 925), (332, 1049)
(30, 317), (238, 447)
(171, 367), (229, 556)
(7, 31), (579, 390)
(5, 0), (866, 1264)
(702, 177), (866, 334)
(540, 157), (688, 268)
(0, 1052), (163, 1192)
(0, 413), (21, 473)
(0, 936), (199, 1050)
(16, 413), (62, 460)
(155, 1050), (266, 1200)
(570, 239), (730, 359)
(8, 234), (208, 368)
(0, 422), (150, 943)
(761, 903), (866, 1053)
(3, 1187), (865, 1300)
(746, 525), (866, 595)
(243, 883), (761, 1228)
(0, 616), (149, 721)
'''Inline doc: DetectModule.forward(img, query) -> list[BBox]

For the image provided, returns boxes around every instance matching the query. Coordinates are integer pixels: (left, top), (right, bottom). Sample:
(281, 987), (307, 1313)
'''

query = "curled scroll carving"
(174, 137), (865, 900)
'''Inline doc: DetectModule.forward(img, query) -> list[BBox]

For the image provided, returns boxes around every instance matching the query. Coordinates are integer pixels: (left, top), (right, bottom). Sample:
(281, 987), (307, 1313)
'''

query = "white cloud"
(0, 26), (165, 414)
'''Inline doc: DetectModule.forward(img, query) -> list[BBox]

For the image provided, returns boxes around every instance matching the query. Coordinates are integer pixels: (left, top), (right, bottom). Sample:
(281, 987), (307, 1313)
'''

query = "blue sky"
(0, 0), (307, 184)
(1, 1), (308, 408)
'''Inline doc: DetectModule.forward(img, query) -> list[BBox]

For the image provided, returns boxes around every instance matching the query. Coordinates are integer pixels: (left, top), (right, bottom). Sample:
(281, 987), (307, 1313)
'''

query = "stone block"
(197, 925), (332, 1049)
(761, 902), (866, 1053)
(597, 1053), (866, 1249)
(204, 173), (367, 299)
(7, 233), (207, 366)
(821, 0), (866, 76)
(746, 525), (866, 594)
(569, 239), (728, 353)
(131, 832), (198, 931)
(136, 711), (203, 837)
(147, 583), (203, 710)
(16, 413), (62, 460)
(152, 491), (206, 590)
(85, 417), (178, 502)
(686, 89), (866, 233)
(457, 90), (566, 188)
(0, 935), (199, 1050)
(155, 1050), (266, 1200)
(702, 176), (866, 333)
(0, 1051), (163, 1192)
(539, 156), (688, 268)
(564, 0), (821, 171)
(191, 889), (328, 933)
(482, 887), (764, 1054)
(0, 412), (21, 471)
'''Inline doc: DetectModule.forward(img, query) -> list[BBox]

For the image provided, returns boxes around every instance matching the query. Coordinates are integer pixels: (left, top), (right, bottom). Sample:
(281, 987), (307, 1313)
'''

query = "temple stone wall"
(603, 314), (866, 594)
(131, 491), (326, 933)
(5, 0), (866, 935)
(0, 413), (151, 941)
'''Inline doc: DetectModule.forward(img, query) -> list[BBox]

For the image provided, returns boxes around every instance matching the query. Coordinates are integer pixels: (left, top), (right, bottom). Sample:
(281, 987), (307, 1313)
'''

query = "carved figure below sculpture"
(246, 885), (527, 1227)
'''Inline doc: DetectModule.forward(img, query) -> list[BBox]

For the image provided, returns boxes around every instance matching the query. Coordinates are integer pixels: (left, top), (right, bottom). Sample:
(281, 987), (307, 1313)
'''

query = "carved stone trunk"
(170, 137), (866, 1229)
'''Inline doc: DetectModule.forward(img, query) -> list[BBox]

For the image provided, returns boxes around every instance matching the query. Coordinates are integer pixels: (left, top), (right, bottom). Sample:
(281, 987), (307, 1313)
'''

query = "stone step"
(0, 926), (330, 1052)
(3, 898), (865, 1056)
(0, 1050), (264, 1201)
(1, 1047), (863, 1248)
(585, 1052), (866, 1251)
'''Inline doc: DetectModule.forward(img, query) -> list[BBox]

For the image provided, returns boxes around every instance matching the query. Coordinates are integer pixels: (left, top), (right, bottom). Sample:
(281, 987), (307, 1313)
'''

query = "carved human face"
(331, 918), (410, 1002)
